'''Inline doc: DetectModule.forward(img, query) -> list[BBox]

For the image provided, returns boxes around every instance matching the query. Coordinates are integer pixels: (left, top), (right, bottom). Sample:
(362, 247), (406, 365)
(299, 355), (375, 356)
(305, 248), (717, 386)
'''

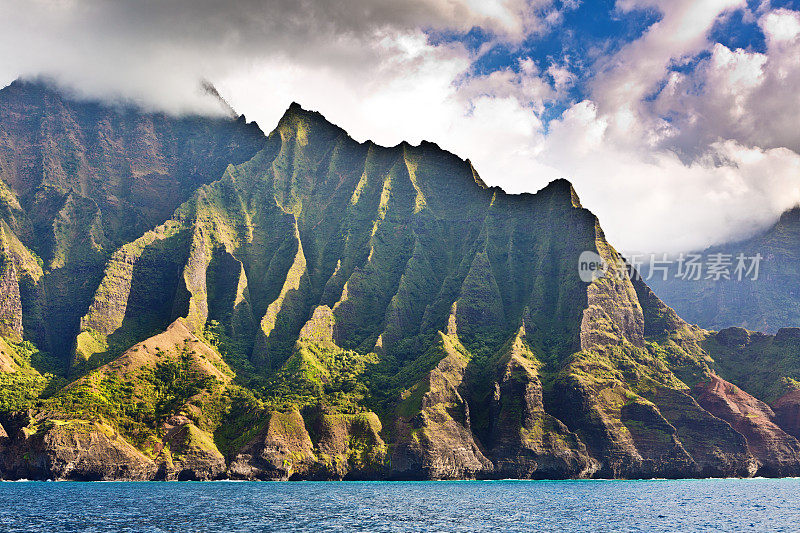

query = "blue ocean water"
(0, 479), (798, 532)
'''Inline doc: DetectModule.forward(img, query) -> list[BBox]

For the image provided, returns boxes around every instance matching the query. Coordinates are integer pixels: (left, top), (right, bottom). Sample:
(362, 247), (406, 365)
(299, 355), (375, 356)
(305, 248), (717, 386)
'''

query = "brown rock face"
(550, 372), (699, 479)
(580, 227), (645, 351)
(0, 338), (19, 372)
(649, 387), (756, 477)
(773, 390), (800, 440)
(693, 375), (800, 476)
(618, 400), (698, 478)
(0, 417), (156, 481)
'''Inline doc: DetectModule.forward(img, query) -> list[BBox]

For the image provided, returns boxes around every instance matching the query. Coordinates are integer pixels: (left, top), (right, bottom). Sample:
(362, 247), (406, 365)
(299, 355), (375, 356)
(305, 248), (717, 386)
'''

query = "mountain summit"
(0, 81), (799, 480)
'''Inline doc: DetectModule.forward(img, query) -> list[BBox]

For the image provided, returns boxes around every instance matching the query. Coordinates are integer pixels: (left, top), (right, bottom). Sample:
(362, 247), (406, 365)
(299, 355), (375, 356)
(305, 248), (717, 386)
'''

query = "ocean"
(0, 478), (798, 532)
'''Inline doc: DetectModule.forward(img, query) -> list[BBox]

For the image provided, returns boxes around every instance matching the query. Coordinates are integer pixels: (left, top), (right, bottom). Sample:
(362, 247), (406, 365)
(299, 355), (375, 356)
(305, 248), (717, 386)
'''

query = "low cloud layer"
(1, 0), (799, 253)
(0, 0), (558, 113)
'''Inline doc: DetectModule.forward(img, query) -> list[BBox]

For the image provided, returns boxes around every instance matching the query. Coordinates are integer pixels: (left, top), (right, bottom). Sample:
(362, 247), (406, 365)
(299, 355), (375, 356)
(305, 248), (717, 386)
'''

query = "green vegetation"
(703, 328), (800, 403)
(39, 346), (225, 453)
(0, 340), (66, 412)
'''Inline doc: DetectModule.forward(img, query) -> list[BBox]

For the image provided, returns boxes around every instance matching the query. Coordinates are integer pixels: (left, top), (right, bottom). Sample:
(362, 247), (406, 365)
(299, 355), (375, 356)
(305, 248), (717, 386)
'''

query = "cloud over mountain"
(1, 0), (799, 253)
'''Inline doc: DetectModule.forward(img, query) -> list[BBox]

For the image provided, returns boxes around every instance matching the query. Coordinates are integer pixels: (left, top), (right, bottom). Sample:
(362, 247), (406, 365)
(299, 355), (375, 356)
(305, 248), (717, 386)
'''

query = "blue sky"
(2, 0), (800, 253)
(422, 1), (659, 127)
(432, 0), (799, 124)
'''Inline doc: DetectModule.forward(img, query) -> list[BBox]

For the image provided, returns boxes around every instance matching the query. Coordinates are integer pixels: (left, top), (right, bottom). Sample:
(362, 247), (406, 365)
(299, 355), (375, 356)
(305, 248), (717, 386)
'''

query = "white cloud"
(651, 7), (800, 154)
(537, 102), (800, 252)
(0, 0), (563, 114)
(455, 58), (556, 113)
(1, 0), (800, 254)
(591, 0), (745, 145)
(547, 63), (576, 94)
(523, 0), (800, 252)
(761, 8), (800, 42)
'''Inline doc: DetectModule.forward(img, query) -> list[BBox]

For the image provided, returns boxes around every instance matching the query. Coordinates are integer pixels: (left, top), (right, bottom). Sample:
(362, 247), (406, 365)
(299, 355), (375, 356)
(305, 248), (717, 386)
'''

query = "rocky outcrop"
(156, 415), (226, 481)
(773, 390), (800, 440)
(76, 223), (192, 367)
(580, 230), (645, 351)
(0, 415), (156, 481)
(486, 330), (597, 478)
(550, 371), (647, 478)
(390, 333), (491, 479)
(649, 387), (756, 477)
(0, 337), (20, 373)
(303, 409), (386, 480)
(228, 409), (315, 480)
(228, 408), (385, 480)
(693, 375), (800, 476)
(0, 229), (22, 340)
(715, 327), (758, 348)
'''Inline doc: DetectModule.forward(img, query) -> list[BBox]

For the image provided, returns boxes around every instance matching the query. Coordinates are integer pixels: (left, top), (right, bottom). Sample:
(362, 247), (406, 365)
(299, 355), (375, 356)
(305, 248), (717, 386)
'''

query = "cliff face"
(0, 79), (265, 359)
(0, 82), (799, 480)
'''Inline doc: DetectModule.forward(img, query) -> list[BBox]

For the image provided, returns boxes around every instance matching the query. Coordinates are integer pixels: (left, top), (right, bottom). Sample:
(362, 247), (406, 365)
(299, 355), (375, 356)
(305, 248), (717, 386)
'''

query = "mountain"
(0, 79), (265, 359)
(1, 81), (800, 480)
(647, 207), (800, 333)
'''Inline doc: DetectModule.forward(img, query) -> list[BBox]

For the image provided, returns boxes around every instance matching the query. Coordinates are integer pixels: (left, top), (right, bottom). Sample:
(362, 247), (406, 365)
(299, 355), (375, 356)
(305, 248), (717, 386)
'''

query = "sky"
(1, 0), (800, 253)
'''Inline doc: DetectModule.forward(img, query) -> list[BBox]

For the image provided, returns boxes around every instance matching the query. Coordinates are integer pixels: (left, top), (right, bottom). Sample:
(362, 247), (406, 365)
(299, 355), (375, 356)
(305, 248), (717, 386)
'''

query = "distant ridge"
(648, 205), (800, 333)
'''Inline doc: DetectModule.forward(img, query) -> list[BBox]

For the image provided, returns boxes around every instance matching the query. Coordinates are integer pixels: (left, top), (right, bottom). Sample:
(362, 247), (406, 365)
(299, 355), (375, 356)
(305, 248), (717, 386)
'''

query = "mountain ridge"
(0, 80), (799, 480)
(0, 78), (266, 359)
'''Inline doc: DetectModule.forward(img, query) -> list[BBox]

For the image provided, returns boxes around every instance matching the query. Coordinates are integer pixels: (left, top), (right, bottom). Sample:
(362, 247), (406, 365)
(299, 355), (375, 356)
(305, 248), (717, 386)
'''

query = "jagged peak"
(275, 101), (350, 143)
(536, 178), (582, 208)
(778, 205), (800, 226)
(279, 101), (319, 122)
(418, 139), (442, 151)
(200, 80), (237, 118)
(274, 101), (476, 163)
(467, 160), (489, 189)
(271, 102), (596, 226)
(485, 177), (587, 214)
